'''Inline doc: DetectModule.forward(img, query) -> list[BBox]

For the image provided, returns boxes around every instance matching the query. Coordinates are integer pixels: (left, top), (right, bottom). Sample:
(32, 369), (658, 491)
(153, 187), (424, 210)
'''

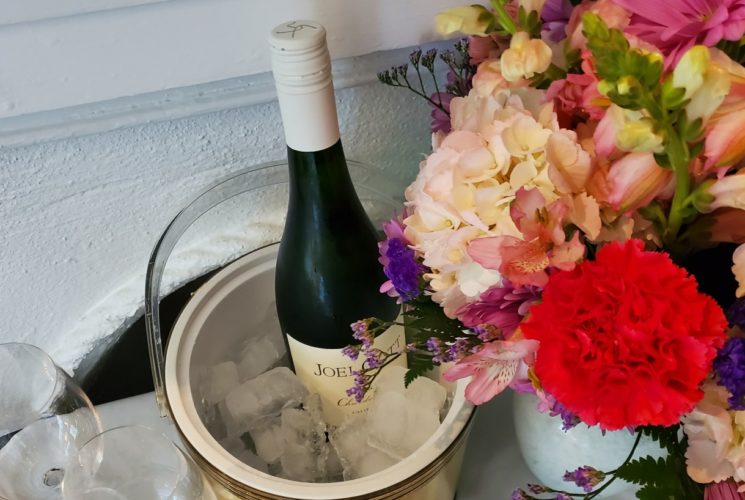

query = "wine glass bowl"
(0, 342), (102, 500)
(62, 425), (207, 500)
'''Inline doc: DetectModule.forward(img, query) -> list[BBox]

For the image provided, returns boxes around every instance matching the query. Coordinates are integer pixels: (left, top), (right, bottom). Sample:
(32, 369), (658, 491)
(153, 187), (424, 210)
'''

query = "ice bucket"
(145, 161), (476, 499)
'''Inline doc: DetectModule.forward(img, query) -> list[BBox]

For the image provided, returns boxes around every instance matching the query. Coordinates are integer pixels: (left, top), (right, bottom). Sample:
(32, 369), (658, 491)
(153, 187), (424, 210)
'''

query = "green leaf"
(639, 425), (681, 455)
(404, 350), (435, 387)
(403, 296), (465, 344)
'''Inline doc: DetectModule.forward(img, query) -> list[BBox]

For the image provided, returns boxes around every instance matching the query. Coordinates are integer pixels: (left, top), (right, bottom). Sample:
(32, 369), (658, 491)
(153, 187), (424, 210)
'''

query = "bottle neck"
(276, 79), (340, 152)
(286, 140), (352, 192)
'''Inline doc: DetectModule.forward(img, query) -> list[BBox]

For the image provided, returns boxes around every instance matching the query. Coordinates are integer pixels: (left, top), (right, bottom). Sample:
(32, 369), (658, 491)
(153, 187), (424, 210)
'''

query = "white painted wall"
(0, 81), (432, 372)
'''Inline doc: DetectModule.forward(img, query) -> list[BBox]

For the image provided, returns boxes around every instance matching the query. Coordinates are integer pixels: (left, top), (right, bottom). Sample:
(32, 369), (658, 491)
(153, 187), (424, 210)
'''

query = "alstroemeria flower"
(467, 188), (584, 287)
(500, 32), (552, 82)
(435, 5), (494, 36)
(606, 152), (673, 212)
(734, 243), (745, 298)
(443, 339), (539, 405)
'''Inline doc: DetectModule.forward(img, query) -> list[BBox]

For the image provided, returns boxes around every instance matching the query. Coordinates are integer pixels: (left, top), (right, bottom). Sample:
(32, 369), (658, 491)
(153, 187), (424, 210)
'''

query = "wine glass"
(62, 425), (209, 499)
(0, 342), (102, 500)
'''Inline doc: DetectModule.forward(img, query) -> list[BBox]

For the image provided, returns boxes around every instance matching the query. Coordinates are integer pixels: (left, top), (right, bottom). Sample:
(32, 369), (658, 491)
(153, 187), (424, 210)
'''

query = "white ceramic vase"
(513, 392), (667, 499)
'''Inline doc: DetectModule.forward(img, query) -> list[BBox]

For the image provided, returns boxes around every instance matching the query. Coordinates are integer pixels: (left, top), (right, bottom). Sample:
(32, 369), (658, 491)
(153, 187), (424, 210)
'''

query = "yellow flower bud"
(673, 45), (710, 99)
(435, 5), (493, 36)
(616, 117), (664, 153)
(673, 45), (731, 122)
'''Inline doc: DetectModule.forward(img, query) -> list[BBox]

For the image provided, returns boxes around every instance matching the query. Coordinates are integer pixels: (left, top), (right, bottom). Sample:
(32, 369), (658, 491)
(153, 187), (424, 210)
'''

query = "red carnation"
(522, 240), (727, 430)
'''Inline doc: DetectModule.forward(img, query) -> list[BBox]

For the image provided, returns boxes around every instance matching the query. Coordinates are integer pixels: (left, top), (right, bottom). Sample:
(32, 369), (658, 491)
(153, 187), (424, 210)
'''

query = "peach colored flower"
(566, 0), (630, 51)
(546, 129), (593, 194)
(734, 243), (745, 298)
(672, 46), (731, 122)
(706, 109), (745, 169)
(682, 381), (745, 488)
(500, 32), (552, 82)
(706, 171), (745, 212)
(606, 153), (674, 212)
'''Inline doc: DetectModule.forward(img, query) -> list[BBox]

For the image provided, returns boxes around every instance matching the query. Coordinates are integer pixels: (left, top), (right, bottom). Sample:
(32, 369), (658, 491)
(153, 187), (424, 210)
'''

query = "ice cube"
(371, 365), (407, 396)
(280, 441), (325, 482)
(324, 445), (344, 482)
(367, 390), (440, 460)
(278, 406), (328, 482)
(248, 416), (284, 464)
(407, 375), (447, 412)
(238, 336), (284, 382)
(218, 435), (268, 473)
(203, 361), (239, 404)
(329, 414), (397, 481)
(224, 367), (308, 426)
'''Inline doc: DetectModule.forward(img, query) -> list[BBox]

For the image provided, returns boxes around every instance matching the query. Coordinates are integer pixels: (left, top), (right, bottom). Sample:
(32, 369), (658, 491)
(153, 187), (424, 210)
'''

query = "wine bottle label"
(286, 324), (407, 425)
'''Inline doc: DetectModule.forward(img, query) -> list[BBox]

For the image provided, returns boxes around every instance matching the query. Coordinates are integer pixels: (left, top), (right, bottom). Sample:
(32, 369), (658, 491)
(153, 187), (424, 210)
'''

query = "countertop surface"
(96, 391), (635, 500)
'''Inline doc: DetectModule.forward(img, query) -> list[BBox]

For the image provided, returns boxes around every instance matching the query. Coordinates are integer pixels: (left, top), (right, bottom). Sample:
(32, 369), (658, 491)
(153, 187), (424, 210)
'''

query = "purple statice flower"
(425, 337), (447, 365)
(341, 345), (360, 361)
(527, 483), (548, 494)
(550, 398), (581, 431)
(445, 338), (473, 362)
(713, 336), (745, 410)
(456, 281), (541, 338)
(511, 489), (531, 500)
(471, 324), (502, 342)
(351, 320), (373, 348)
(727, 297), (745, 330)
(430, 91), (454, 133)
(541, 0), (573, 42)
(554, 494), (572, 500)
(563, 466), (606, 493)
(346, 370), (367, 403)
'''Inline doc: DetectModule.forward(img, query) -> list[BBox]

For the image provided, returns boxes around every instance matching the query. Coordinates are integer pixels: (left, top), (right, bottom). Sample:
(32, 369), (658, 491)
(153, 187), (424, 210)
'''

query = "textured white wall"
(0, 81), (431, 372)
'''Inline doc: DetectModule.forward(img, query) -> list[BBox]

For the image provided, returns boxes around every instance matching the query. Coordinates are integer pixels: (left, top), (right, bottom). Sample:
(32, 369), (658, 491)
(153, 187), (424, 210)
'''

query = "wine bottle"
(270, 20), (405, 425)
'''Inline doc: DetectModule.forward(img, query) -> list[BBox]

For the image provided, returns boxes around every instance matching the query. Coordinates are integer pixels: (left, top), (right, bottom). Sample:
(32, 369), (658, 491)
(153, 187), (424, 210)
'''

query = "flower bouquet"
(344, 0), (745, 498)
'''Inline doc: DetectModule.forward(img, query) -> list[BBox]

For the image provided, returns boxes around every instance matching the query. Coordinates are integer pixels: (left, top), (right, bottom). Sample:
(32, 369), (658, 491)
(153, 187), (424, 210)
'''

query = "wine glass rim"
(0, 342), (63, 421)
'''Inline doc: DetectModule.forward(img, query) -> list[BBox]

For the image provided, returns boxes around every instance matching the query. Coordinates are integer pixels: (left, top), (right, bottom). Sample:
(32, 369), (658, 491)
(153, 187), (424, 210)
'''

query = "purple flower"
(456, 281), (540, 338)
(511, 489), (530, 500)
(541, 0), (573, 42)
(713, 336), (745, 410)
(550, 398), (581, 431)
(378, 217), (426, 303)
(383, 239), (425, 302)
(554, 494), (573, 500)
(563, 466), (606, 493)
(430, 92), (454, 133)
(346, 370), (367, 403)
(727, 297), (745, 330)
(527, 483), (548, 494)
(342, 345), (360, 361)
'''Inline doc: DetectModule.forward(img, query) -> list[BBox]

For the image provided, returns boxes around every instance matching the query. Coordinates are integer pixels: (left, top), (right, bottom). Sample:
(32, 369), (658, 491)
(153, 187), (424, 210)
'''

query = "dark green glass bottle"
(270, 21), (403, 424)
(276, 140), (398, 348)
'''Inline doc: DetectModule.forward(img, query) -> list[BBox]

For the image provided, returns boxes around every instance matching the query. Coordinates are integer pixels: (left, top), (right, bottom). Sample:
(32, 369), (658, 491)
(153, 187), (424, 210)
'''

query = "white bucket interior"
(164, 243), (474, 499)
